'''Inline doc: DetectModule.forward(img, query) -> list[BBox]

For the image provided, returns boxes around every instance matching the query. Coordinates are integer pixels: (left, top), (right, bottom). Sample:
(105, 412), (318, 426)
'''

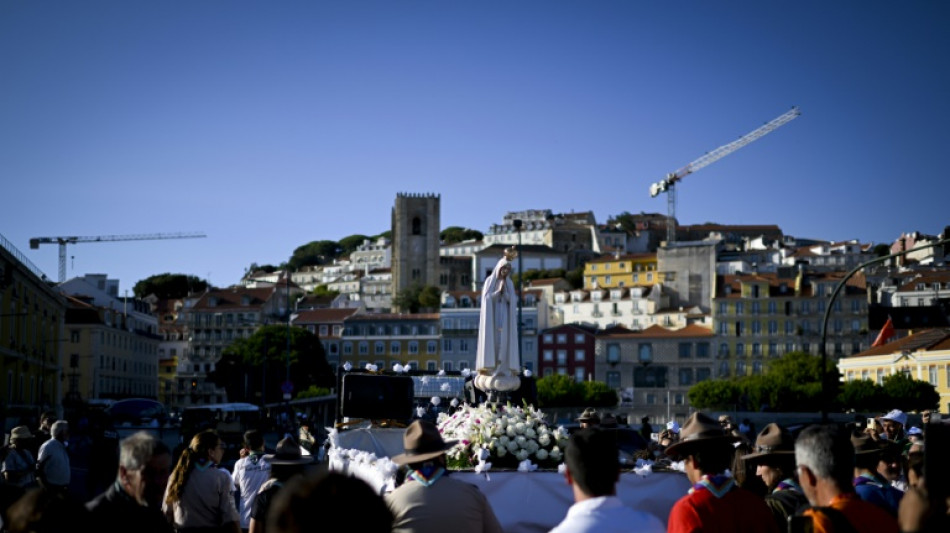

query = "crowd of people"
(0, 407), (948, 532)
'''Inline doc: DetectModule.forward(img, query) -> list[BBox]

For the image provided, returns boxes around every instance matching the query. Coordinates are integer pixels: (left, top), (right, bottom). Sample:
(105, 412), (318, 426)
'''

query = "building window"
(557, 350), (567, 364)
(443, 339), (453, 353)
(753, 361), (762, 374)
(375, 342), (385, 355)
(736, 360), (746, 375)
(696, 342), (710, 358)
(718, 302), (728, 315)
(607, 344), (620, 364)
(638, 344), (652, 363)
(556, 333), (567, 344)
(574, 349), (585, 362)
(752, 343), (761, 356)
(696, 367), (711, 382)
(679, 368), (694, 386)
(606, 371), (620, 389)
(427, 341), (437, 354)
(574, 368), (586, 382)
(358, 342), (368, 355)
(543, 350), (554, 362)
(719, 343), (729, 357)
(574, 333), (585, 343)
(459, 339), (469, 352)
(391, 342), (401, 354)
(929, 365), (938, 386)
(678, 343), (692, 358)
(409, 341), (419, 354)
(736, 343), (745, 356)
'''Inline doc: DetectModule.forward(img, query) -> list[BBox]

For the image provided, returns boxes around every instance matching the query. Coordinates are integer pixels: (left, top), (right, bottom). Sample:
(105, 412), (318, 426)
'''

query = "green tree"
(211, 325), (335, 404)
(418, 286), (442, 310)
(536, 374), (586, 408)
(288, 240), (341, 270)
(838, 379), (889, 412)
(392, 284), (442, 313)
(312, 284), (340, 298)
(440, 226), (484, 245)
(688, 378), (741, 410)
(133, 273), (208, 299)
(881, 373), (940, 412)
(564, 266), (585, 289)
(582, 380), (619, 406)
(392, 284), (423, 313)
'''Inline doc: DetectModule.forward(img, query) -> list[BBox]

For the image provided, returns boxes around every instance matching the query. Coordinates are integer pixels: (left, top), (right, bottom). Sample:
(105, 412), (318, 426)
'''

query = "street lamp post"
(513, 219), (524, 370)
(284, 271), (292, 401)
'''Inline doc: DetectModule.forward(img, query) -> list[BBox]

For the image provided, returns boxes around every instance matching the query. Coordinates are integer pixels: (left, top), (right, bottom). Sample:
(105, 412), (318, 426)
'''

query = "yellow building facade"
(838, 328), (950, 413)
(584, 253), (659, 290)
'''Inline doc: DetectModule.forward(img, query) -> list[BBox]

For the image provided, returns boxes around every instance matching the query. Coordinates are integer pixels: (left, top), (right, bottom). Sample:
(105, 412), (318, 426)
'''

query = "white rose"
(507, 440), (520, 453)
(538, 433), (551, 447)
(515, 449), (530, 461)
(535, 448), (549, 461)
(515, 422), (526, 434)
(549, 446), (562, 461)
(515, 435), (527, 445)
(506, 425), (517, 437)
(524, 427), (537, 439)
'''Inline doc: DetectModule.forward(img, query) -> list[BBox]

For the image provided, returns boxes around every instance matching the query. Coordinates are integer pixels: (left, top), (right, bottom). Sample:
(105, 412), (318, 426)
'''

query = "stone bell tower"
(391, 193), (440, 307)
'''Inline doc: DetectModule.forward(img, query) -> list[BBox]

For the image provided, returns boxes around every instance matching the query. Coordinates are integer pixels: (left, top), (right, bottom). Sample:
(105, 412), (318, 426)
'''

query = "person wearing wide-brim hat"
(665, 413), (778, 533)
(851, 431), (903, 516)
(741, 423), (808, 532)
(385, 420), (503, 533)
(576, 408), (601, 429)
(250, 437), (314, 533)
(2, 426), (38, 488)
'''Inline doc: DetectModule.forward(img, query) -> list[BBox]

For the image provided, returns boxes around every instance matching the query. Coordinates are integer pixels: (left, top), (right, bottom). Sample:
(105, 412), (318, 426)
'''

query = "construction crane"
(649, 106), (801, 245)
(29, 232), (207, 283)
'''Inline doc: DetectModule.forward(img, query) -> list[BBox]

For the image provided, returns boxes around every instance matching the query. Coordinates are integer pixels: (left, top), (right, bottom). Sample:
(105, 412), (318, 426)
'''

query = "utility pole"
(514, 219), (524, 370)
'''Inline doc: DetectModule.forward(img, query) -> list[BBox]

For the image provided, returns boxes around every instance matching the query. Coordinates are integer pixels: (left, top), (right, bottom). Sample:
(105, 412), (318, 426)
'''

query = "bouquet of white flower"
(436, 402), (569, 470)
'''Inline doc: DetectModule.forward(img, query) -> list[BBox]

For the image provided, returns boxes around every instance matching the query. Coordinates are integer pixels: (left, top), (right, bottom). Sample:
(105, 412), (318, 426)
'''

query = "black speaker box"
(341, 373), (415, 420)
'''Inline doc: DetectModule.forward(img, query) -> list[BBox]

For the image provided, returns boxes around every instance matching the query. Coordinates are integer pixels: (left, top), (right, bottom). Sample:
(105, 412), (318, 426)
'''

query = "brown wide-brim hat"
(264, 437), (315, 466)
(391, 420), (458, 465)
(576, 408), (600, 424)
(742, 423), (795, 460)
(665, 412), (739, 457)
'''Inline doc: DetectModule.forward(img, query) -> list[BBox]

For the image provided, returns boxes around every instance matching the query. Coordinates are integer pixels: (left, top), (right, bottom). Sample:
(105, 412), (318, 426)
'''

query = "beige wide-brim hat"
(10, 426), (33, 441)
(665, 412), (739, 457)
(741, 423), (795, 460)
(391, 420), (458, 465)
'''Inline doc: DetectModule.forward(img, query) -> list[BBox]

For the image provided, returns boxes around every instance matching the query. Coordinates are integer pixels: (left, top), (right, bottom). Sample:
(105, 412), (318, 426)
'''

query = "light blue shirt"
(37, 438), (70, 486)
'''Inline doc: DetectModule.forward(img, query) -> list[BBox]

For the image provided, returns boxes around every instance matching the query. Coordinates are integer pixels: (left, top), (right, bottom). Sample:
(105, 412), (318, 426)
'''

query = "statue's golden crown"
(503, 246), (518, 261)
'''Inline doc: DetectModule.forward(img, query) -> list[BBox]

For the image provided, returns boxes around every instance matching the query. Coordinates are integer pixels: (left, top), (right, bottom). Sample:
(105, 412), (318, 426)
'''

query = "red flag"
(872, 316), (895, 347)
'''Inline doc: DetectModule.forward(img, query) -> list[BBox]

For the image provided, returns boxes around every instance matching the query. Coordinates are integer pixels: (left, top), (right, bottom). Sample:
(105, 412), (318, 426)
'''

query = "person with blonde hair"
(162, 429), (240, 533)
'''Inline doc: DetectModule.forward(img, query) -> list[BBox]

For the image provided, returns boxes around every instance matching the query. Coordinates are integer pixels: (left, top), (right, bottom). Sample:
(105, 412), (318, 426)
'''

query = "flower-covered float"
(326, 365), (690, 532)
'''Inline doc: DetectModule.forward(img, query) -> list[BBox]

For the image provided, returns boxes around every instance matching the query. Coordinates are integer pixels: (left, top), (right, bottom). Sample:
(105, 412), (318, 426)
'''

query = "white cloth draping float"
(327, 427), (690, 533)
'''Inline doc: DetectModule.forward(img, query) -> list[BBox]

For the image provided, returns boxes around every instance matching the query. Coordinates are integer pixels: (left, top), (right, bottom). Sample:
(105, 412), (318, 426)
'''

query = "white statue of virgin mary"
(474, 246), (521, 393)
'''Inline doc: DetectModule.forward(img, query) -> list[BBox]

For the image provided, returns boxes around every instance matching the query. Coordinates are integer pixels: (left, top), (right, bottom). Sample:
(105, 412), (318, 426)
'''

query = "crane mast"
(29, 231), (207, 282)
(649, 106), (801, 244)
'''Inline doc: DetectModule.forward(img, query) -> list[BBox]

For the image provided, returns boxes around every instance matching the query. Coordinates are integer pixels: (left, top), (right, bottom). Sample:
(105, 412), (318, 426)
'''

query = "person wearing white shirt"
(36, 420), (71, 493)
(549, 428), (665, 533)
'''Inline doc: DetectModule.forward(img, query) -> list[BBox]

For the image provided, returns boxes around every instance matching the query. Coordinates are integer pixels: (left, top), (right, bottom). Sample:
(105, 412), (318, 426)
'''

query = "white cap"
(881, 409), (907, 427)
(666, 420), (680, 433)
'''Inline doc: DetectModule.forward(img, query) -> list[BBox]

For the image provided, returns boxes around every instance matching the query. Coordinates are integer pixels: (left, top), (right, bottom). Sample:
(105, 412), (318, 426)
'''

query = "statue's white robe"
(476, 257), (520, 376)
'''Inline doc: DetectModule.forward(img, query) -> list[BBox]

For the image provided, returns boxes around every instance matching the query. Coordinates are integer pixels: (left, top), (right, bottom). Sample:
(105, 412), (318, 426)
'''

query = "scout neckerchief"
(408, 465), (446, 487)
(774, 477), (803, 493)
(688, 473), (735, 498)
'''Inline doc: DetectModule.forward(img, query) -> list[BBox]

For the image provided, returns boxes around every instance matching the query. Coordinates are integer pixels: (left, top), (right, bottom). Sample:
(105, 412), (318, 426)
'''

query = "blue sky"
(2, 1), (948, 291)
